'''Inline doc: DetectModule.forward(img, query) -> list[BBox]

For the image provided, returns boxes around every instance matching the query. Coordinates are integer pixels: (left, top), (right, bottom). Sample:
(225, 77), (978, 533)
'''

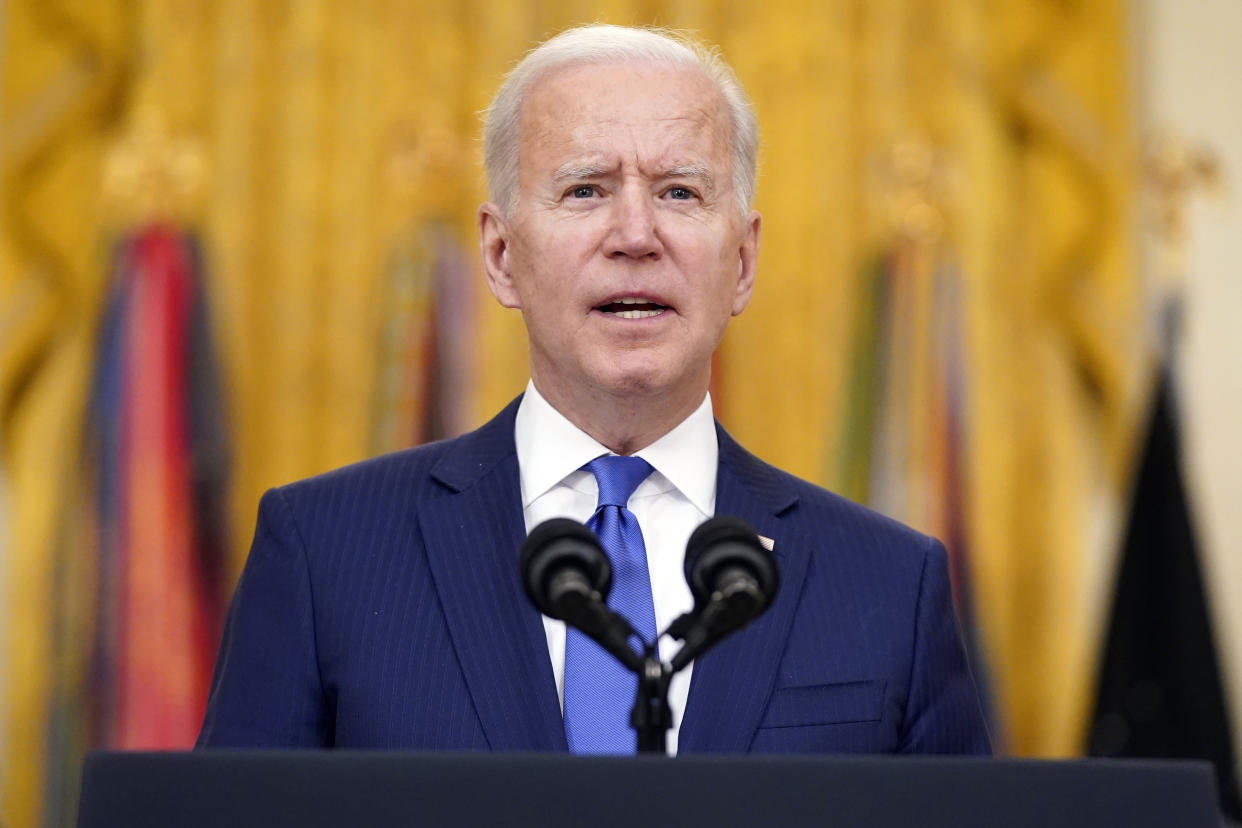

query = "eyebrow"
(663, 163), (717, 197)
(550, 162), (717, 185)
(663, 163), (712, 182)
(551, 162), (611, 182)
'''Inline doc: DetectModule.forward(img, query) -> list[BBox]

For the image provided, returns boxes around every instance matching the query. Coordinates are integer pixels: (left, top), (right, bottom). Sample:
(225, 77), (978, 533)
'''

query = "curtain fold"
(1, 2), (1140, 824)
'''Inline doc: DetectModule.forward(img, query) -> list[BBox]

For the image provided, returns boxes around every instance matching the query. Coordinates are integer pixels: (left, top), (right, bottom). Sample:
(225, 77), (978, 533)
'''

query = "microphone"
(669, 515), (779, 671)
(519, 518), (644, 672)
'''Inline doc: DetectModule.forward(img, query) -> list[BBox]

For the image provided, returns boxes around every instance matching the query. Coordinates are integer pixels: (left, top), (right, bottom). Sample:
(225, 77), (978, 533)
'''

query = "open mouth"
(595, 296), (670, 319)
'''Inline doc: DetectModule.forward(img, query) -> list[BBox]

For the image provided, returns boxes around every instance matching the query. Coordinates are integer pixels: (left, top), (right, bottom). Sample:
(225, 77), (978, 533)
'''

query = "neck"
(532, 379), (707, 456)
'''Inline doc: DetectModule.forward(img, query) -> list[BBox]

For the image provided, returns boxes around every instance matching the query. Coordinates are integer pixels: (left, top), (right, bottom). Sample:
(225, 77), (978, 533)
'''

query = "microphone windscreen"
(520, 518), (610, 618)
(684, 515), (778, 608)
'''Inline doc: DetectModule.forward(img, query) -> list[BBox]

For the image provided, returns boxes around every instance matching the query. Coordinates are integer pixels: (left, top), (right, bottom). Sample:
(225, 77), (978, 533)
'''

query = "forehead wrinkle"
(563, 109), (722, 158)
(520, 67), (735, 195)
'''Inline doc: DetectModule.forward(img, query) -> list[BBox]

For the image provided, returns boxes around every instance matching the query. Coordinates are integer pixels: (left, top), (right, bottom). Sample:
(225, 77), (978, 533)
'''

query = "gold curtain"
(1, 1), (1139, 825)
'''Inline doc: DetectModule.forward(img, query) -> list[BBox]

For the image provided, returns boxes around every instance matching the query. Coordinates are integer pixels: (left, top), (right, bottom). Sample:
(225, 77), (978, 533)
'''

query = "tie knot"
(583, 455), (653, 509)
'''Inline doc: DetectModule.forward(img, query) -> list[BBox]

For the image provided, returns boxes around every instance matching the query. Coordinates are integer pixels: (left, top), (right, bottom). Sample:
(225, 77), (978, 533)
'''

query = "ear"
(478, 202), (521, 309)
(730, 210), (761, 316)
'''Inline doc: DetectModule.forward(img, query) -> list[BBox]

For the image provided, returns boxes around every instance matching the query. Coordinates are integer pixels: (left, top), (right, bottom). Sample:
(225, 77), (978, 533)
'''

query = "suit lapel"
(678, 425), (811, 753)
(420, 398), (567, 752)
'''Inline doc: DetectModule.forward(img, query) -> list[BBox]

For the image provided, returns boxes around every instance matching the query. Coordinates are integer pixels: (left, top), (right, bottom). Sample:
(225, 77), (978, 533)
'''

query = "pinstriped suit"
(197, 397), (990, 754)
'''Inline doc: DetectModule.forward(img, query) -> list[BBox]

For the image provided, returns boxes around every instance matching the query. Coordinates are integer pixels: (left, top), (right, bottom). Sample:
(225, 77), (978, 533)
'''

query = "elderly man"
(198, 24), (989, 756)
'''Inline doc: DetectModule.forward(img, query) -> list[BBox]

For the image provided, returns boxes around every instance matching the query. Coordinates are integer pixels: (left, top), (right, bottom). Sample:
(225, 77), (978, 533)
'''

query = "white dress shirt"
(514, 380), (717, 755)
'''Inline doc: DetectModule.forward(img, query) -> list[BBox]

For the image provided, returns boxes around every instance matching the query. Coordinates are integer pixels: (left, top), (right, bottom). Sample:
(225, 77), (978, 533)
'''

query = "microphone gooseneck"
(670, 515), (779, 672)
(517, 513), (780, 753)
(519, 518), (644, 672)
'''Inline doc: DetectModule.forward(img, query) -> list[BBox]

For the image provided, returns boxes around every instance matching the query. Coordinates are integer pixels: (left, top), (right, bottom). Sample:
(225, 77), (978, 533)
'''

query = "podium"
(77, 751), (1219, 827)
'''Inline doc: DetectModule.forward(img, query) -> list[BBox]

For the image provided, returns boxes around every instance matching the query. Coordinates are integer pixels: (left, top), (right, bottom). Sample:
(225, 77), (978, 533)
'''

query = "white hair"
(482, 24), (759, 217)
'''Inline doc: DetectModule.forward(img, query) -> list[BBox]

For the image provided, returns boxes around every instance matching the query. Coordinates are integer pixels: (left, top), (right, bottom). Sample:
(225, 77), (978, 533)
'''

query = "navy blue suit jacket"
(198, 397), (990, 754)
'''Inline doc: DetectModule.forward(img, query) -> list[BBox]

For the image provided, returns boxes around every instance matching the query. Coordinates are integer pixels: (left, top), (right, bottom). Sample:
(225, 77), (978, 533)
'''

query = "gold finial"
(383, 112), (466, 216)
(102, 107), (205, 227)
(876, 136), (951, 246)
(1143, 128), (1224, 278)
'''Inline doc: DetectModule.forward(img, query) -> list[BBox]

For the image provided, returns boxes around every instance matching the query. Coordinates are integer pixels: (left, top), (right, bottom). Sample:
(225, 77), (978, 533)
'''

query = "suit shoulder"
(249, 427), (512, 560)
(785, 471), (936, 552)
(719, 431), (937, 562)
(268, 397), (522, 510)
(273, 436), (460, 507)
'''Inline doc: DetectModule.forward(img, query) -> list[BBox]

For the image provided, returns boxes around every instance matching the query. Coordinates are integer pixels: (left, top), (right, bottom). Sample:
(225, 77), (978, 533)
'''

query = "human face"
(479, 60), (760, 414)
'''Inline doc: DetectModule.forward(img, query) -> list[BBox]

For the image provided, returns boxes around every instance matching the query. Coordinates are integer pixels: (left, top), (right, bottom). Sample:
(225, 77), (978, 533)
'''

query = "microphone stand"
(628, 612), (713, 754)
(563, 578), (769, 753)
(630, 644), (674, 754)
(524, 516), (776, 755)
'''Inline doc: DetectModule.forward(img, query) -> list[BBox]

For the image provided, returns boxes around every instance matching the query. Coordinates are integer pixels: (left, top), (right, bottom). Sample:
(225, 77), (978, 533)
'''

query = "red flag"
(93, 225), (224, 748)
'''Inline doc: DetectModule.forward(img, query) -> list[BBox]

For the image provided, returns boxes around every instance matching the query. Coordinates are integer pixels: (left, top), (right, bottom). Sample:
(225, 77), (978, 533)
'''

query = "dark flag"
(1088, 366), (1240, 819)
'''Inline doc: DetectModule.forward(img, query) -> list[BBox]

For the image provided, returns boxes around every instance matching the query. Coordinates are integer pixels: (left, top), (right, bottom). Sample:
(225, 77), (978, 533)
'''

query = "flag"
(836, 240), (998, 739)
(1087, 366), (1240, 819)
(85, 224), (227, 748)
(371, 219), (475, 450)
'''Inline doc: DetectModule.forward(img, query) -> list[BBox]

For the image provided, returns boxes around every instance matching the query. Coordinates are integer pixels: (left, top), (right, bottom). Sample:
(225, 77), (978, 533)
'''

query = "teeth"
(597, 295), (668, 319)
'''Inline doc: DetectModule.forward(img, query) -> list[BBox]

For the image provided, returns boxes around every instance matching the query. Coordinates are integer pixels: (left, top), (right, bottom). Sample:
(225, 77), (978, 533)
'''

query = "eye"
(666, 186), (696, 200)
(569, 184), (598, 199)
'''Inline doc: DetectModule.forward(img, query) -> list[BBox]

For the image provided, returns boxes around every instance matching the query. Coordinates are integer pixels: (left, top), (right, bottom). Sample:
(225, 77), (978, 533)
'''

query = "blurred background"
(1, 0), (1239, 825)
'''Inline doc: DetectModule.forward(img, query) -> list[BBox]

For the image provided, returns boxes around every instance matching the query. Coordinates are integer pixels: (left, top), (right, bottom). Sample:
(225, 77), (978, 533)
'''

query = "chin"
(589, 362), (691, 401)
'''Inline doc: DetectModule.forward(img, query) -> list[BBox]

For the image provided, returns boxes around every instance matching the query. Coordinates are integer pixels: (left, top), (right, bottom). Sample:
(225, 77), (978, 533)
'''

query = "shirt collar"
(514, 380), (718, 515)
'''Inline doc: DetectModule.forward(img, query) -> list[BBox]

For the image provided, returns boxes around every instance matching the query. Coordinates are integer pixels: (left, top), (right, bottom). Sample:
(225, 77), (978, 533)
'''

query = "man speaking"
(198, 24), (989, 756)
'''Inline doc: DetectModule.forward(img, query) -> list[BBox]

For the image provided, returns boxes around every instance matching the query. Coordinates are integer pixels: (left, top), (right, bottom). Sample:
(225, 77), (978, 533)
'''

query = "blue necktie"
(563, 455), (657, 754)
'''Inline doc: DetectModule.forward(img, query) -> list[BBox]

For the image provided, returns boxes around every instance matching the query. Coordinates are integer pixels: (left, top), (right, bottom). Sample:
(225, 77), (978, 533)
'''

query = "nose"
(605, 185), (663, 260)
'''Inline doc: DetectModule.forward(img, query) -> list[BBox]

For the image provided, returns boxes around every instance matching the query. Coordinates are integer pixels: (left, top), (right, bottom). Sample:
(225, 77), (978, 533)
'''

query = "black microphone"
(519, 518), (644, 672)
(669, 515), (779, 671)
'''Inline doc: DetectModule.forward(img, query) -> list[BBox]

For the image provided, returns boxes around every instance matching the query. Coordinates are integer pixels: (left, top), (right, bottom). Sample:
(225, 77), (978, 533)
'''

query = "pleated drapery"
(1, 2), (1140, 825)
